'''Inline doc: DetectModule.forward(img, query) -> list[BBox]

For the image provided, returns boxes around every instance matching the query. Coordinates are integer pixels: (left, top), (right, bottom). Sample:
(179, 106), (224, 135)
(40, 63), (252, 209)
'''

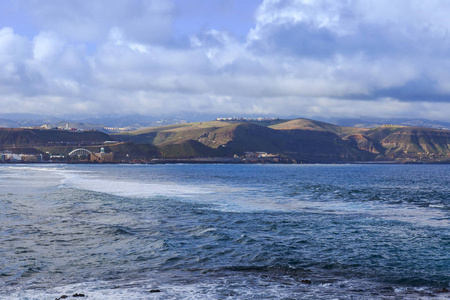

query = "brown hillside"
(378, 127), (450, 159)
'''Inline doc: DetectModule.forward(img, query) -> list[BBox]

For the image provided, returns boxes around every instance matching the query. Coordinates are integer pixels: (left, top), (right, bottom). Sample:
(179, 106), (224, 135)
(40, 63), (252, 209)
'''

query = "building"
(0, 151), (43, 162)
(90, 147), (114, 163)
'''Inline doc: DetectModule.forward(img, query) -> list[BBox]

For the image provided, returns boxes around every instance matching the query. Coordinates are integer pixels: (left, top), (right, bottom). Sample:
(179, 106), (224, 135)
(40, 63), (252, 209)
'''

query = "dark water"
(0, 164), (449, 299)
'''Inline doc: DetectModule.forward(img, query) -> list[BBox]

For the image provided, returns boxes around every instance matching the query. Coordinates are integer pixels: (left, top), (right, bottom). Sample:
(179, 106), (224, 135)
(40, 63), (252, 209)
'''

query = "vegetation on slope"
(159, 140), (219, 158)
(269, 118), (363, 136)
(103, 142), (160, 160)
(0, 128), (110, 147)
(115, 121), (231, 146)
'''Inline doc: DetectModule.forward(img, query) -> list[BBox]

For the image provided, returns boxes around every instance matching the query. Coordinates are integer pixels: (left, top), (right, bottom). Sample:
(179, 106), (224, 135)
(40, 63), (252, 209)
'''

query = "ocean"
(0, 164), (449, 299)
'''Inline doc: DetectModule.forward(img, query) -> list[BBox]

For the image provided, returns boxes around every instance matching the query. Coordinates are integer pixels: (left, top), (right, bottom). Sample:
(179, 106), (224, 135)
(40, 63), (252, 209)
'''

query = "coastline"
(1, 158), (449, 165)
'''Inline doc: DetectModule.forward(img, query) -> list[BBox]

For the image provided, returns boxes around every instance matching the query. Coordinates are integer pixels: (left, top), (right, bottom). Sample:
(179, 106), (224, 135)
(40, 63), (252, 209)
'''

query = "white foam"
(0, 281), (155, 300)
(2, 165), (448, 228)
(60, 169), (450, 228)
(60, 170), (213, 199)
(2, 274), (442, 300)
(0, 165), (67, 191)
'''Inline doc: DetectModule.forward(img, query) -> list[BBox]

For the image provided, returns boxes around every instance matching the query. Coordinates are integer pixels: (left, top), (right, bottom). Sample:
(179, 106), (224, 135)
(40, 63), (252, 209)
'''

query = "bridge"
(68, 148), (92, 157)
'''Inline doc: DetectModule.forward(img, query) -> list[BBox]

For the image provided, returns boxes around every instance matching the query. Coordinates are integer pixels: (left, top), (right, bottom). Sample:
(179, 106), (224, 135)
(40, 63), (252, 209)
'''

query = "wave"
(2, 270), (447, 300)
(3, 165), (449, 228)
(59, 171), (213, 199)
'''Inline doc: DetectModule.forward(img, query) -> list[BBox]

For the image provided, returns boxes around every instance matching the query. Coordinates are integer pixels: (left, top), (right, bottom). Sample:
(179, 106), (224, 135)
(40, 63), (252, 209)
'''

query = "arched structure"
(68, 148), (92, 157)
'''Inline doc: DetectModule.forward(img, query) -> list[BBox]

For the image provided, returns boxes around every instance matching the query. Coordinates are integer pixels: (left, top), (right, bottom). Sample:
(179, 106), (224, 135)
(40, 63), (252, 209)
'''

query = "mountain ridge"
(1, 117), (449, 163)
(114, 118), (450, 162)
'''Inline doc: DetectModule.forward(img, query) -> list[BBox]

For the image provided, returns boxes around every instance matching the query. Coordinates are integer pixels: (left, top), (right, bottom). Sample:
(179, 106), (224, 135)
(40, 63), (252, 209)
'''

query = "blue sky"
(1, 0), (450, 121)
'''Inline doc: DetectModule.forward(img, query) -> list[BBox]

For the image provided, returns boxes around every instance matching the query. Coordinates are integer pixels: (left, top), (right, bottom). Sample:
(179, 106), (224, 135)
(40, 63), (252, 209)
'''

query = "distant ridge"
(1, 113), (448, 131)
(0, 128), (110, 148)
(331, 118), (450, 130)
(1, 117), (449, 163)
(114, 118), (450, 163)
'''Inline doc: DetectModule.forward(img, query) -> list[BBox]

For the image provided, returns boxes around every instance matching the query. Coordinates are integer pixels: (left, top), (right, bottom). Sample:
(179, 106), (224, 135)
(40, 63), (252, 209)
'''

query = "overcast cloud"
(0, 0), (449, 120)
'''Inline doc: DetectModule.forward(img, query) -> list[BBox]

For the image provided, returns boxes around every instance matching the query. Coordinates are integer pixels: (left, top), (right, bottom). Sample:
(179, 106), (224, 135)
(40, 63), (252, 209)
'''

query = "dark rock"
(437, 287), (449, 293)
(73, 293), (86, 297)
(301, 279), (312, 284)
(55, 296), (68, 300)
(149, 289), (161, 293)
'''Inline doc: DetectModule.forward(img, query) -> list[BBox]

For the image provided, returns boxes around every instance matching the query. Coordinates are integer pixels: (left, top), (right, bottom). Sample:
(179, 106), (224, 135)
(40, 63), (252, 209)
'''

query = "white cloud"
(245, 0), (450, 104)
(202, 30), (246, 68)
(0, 0), (449, 121)
(33, 32), (65, 61)
(0, 27), (31, 62)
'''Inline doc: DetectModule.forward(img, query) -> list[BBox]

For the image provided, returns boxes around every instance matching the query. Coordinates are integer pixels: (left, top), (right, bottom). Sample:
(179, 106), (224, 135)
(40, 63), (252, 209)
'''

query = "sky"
(1, 0), (450, 121)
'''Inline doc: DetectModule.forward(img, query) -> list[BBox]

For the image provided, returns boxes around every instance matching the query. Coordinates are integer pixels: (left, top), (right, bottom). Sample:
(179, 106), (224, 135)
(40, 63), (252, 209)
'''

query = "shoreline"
(1, 159), (449, 165)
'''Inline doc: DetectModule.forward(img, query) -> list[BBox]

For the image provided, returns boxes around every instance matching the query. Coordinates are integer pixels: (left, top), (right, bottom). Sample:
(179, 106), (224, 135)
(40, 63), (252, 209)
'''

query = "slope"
(0, 128), (111, 147)
(269, 118), (363, 136)
(115, 121), (231, 145)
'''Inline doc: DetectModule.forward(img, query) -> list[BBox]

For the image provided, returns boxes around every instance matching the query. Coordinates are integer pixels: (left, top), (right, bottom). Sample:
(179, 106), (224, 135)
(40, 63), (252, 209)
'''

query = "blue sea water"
(0, 164), (449, 299)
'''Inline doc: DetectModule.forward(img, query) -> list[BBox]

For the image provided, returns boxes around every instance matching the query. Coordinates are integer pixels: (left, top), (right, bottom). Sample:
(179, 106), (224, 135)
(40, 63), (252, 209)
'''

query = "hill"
(367, 126), (450, 160)
(115, 121), (231, 146)
(159, 140), (219, 158)
(331, 117), (450, 130)
(115, 120), (375, 162)
(0, 128), (111, 147)
(116, 118), (450, 163)
(2, 118), (449, 163)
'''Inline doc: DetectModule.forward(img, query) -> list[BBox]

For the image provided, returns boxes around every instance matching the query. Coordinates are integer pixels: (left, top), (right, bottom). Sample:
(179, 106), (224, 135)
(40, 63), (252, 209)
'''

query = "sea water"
(0, 164), (449, 299)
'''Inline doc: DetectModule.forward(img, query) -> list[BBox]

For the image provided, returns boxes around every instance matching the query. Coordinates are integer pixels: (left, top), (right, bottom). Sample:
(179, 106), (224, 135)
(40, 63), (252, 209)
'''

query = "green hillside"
(116, 121), (231, 146)
(159, 140), (219, 158)
(0, 128), (110, 147)
(269, 118), (363, 136)
(270, 118), (341, 132)
(102, 142), (160, 160)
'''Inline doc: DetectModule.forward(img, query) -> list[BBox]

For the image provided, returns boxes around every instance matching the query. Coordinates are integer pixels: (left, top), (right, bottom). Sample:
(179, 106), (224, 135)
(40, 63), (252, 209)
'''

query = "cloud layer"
(1, 0), (450, 120)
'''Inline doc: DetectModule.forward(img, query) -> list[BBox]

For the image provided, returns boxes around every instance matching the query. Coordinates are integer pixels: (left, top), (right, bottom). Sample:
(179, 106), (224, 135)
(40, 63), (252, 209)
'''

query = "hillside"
(370, 126), (450, 160)
(0, 128), (111, 147)
(118, 121), (231, 145)
(96, 142), (160, 160)
(116, 121), (375, 162)
(338, 125), (450, 161)
(270, 118), (342, 132)
(269, 118), (365, 136)
(116, 118), (450, 162)
(332, 117), (450, 130)
(2, 118), (449, 163)
(159, 140), (219, 158)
